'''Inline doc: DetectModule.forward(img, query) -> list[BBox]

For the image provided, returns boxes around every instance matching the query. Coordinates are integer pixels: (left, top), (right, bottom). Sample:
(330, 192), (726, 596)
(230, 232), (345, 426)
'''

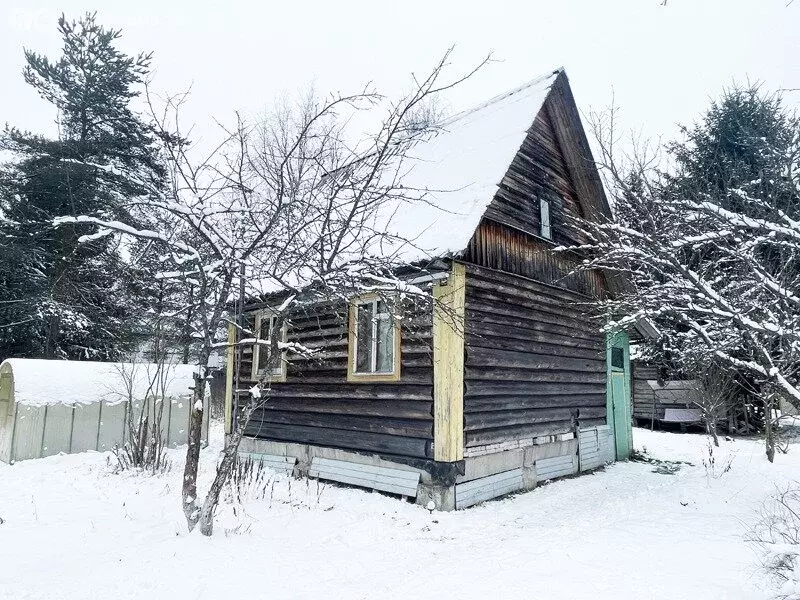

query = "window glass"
(611, 347), (625, 369)
(353, 298), (396, 375)
(257, 317), (272, 373)
(356, 302), (374, 372)
(376, 313), (394, 372)
(252, 314), (286, 378)
(256, 316), (284, 374)
(540, 198), (552, 239)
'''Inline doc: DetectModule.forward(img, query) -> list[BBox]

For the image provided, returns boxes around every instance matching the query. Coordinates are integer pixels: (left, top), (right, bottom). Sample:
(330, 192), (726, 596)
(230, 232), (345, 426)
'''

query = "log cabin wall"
(235, 298), (436, 461)
(462, 264), (607, 449)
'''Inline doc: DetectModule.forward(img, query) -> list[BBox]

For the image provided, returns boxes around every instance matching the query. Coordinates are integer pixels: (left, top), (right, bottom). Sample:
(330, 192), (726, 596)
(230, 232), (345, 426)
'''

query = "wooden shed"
(226, 69), (644, 509)
(631, 362), (703, 427)
(0, 359), (210, 463)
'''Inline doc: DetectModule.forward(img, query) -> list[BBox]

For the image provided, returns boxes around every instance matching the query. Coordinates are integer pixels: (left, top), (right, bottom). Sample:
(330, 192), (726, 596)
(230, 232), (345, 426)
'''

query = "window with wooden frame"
(540, 197), (552, 240)
(251, 312), (288, 382)
(347, 295), (401, 382)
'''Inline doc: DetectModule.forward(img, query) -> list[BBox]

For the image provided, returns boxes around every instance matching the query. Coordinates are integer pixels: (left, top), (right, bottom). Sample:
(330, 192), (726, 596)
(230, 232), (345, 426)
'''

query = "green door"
(607, 332), (631, 460)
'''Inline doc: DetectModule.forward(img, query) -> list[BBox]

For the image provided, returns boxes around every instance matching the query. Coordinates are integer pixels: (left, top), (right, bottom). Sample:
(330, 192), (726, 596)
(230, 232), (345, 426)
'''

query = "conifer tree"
(0, 13), (164, 360)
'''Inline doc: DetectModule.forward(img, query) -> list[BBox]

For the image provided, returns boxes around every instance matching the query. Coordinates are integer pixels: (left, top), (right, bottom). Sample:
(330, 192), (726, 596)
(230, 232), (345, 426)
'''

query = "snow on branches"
(575, 92), (800, 420)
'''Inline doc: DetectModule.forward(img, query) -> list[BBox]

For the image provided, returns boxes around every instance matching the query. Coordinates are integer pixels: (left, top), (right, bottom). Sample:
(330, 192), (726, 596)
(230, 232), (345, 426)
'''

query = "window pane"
(257, 317), (271, 372)
(611, 347), (624, 369)
(540, 198), (551, 239)
(356, 303), (373, 372)
(376, 316), (394, 373)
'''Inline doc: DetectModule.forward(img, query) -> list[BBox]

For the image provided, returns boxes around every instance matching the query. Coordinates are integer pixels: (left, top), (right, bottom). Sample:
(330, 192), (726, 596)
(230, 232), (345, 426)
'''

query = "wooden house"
(224, 68), (641, 509)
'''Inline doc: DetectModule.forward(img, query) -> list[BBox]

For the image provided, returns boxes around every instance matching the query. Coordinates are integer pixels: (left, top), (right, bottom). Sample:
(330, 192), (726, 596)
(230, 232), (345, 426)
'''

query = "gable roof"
(376, 67), (609, 265)
(246, 68), (610, 300)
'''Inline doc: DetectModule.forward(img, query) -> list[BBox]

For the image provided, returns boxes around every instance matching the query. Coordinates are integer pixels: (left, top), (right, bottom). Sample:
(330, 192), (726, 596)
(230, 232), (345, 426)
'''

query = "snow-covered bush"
(748, 484), (800, 599)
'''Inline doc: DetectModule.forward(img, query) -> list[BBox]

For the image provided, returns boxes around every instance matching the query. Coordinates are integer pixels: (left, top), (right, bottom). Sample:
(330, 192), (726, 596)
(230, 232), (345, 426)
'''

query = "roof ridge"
(439, 68), (562, 128)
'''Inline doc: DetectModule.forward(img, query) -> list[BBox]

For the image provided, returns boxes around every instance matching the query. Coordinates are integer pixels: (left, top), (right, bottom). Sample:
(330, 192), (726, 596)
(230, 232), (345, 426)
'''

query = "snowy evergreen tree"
(0, 13), (165, 360)
(578, 84), (800, 459)
(669, 85), (799, 219)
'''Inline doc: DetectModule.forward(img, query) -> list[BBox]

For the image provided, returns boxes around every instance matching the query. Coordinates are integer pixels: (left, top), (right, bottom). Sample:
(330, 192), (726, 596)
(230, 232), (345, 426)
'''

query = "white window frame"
(540, 197), (552, 240)
(251, 312), (288, 382)
(348, 295), (401, 382)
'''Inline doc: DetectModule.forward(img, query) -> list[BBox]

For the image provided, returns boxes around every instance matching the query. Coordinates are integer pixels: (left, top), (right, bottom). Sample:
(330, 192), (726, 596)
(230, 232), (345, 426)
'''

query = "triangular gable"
(380, 68), (609, 264)
(377, 70), (560, 263)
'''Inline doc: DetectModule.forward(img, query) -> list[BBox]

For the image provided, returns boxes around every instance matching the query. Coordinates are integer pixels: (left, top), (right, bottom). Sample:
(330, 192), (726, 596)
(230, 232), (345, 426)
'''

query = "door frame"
(606, 331), (632, 460)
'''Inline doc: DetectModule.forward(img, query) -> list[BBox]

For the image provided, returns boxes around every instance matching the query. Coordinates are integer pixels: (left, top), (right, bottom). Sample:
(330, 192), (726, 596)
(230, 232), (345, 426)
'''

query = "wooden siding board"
(239, 452), (297, 474)
(480, 104), (587, 247)
(252, 410), (432, 438)
(465, 222), (603, 298)
(309, 457), (420, 497)
(455, 468), (524, 509)
(433, 262), (465, 462)
(243, 422), (431, 459)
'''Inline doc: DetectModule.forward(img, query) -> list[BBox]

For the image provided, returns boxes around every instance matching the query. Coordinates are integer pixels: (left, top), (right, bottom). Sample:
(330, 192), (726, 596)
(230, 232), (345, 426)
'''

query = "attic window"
(251, 313), (287, 382)
(348, 295), (401, 382)
(540, 198), (552, 239)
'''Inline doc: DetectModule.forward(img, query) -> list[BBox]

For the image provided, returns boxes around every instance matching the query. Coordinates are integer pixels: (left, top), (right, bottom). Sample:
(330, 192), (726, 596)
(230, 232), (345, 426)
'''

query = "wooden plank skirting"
(579, 426), (615, 471)
(578, 428), (601, 472)
(308, 457), (420, 498)
(238, 452), (297, 475)
(535, 454), (576, 482)
(597, 425), (615, 464)
(455, 468), (524, 509)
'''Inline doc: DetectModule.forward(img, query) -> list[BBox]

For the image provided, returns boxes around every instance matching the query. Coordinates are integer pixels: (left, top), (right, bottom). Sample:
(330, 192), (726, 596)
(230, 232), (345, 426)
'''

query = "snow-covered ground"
(1, 424), (798, 600)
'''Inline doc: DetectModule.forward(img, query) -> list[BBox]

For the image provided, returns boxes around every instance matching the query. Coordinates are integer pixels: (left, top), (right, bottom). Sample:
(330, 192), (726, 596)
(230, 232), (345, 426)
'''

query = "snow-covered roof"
(378, 68), (562, 264)
(1, 358), (200, 406)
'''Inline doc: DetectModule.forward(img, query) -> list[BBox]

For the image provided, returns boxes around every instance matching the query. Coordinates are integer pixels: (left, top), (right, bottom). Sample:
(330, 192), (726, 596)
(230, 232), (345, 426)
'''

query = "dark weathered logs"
(242, 423), (431, 458)
(463, 263), (607, 447)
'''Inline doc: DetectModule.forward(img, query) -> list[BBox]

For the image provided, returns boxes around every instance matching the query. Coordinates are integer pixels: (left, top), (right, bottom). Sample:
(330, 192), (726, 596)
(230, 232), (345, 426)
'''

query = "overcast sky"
(2, 1), (799, 149)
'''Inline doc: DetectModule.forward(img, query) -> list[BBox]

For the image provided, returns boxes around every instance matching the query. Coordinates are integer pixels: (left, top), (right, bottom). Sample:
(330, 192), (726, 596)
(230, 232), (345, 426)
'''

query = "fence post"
(166, 395), (173, 448)
(39, 404), (48, 458)
(68, 403), (76, 453)
(95, 400), (103, 451)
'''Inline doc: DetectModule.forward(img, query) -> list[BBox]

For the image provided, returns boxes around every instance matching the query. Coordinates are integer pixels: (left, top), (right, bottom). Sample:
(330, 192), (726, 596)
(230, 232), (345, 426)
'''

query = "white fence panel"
(4, 397), (209, 463)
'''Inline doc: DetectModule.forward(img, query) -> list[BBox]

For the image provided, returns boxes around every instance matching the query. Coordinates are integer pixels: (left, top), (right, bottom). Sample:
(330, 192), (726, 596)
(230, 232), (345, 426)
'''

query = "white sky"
(2, 1), (799, 150)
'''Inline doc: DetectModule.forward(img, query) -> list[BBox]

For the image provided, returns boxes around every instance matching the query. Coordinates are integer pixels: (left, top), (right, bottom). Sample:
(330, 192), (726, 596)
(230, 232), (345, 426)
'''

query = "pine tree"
(0, 13), (164, 360)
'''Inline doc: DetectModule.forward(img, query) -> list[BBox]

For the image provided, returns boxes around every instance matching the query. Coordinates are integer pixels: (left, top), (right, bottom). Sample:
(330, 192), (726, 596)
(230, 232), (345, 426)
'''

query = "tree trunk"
(706, 420), (719, 447)
(764, 395), (775, 463)
(182, 369), (206, 530)
(44, 314), (59, 359)
(198, 425), (246, 536)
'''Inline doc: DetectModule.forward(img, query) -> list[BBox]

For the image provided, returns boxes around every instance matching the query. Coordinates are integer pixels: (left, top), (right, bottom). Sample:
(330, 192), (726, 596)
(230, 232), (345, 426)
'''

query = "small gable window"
(348, 295), (401, 382)
(540, 198), (552, 240)
(251, 313), (287, 382)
